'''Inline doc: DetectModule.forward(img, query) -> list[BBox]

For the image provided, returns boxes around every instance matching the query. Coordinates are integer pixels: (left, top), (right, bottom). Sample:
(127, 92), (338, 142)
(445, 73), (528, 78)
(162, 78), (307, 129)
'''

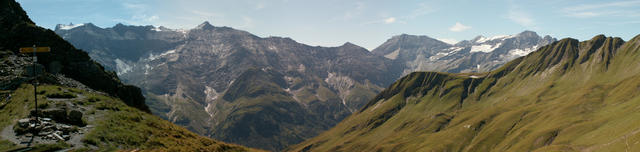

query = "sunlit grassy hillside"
(289, 35), (640, 152)
(0, 84), (259, 152)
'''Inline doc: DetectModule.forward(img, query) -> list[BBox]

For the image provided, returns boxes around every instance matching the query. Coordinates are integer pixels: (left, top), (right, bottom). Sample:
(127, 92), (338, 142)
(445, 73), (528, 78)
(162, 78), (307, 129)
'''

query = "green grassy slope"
(0, 84), (258, 151)
(288, 35), (640, 152)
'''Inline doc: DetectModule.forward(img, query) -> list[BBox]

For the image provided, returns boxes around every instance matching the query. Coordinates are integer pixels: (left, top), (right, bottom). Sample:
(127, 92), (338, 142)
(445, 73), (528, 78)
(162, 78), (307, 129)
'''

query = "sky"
(15, 0), (640, 50)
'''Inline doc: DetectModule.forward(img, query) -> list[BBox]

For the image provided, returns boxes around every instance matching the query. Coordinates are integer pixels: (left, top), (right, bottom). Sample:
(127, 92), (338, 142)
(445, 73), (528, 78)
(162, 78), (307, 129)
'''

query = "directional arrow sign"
(19, 45), (51, 127)
(19, 47), (50, 53)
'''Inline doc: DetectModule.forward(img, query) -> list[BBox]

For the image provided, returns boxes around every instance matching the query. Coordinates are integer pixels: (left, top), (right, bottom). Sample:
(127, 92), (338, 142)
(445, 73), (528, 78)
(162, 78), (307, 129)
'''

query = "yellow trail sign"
(19, 47), (50, 53)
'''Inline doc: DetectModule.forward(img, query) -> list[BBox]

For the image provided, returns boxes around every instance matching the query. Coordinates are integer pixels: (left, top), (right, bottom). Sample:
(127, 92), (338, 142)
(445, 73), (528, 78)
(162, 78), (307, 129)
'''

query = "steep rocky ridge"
(0, 0), (147, 112)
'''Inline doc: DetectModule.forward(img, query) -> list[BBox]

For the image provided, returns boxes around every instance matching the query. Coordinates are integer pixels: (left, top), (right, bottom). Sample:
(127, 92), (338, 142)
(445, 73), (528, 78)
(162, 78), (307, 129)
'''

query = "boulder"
(18, 118), (29, 127)
(67, 110), (84, 126)
(33, 108), (66, 122)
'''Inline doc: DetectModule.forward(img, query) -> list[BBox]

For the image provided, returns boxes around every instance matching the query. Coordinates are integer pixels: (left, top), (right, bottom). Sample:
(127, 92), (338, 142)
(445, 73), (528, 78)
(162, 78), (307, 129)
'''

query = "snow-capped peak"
(473, 34), (516, 43)
(152, 26), (164, 32)
(56, 23), (85, 30)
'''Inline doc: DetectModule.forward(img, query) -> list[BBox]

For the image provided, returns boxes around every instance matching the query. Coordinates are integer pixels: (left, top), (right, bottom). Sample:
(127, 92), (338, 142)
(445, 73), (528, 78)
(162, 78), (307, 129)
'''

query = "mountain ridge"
(289, 34), (640, 152)
(373, 31), (556, 74)
(55, 21), (399, 151)
(54, 21), (562, 151)
(1, 0), (148, 112)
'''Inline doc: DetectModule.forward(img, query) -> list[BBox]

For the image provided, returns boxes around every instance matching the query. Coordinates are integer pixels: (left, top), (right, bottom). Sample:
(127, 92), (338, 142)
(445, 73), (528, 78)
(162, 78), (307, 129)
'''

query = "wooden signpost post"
(19, 45), (50, 125)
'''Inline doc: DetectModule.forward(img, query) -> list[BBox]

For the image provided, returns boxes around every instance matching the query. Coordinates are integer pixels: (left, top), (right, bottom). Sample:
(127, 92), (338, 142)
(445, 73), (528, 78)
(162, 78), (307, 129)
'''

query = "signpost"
(19, 45), (50, 125)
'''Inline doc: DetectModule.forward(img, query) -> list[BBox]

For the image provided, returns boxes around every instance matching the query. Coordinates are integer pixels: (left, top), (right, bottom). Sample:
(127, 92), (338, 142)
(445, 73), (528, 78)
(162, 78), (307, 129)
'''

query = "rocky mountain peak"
(471, 35), (486, 42)
(392, 34), (445, 44)
(54, 23), (82, 31)
(589, 34), (607, 42)
(196, 21), (215, 30)
(372, 33), (451, 56)
(54, 22), (101, 31)
(340, 42), (360, 48)
(516, 30), (539, 38)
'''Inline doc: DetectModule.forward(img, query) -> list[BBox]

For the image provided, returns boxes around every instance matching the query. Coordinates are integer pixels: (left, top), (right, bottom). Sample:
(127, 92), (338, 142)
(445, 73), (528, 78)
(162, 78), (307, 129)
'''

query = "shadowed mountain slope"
(0, 1), (257, 151)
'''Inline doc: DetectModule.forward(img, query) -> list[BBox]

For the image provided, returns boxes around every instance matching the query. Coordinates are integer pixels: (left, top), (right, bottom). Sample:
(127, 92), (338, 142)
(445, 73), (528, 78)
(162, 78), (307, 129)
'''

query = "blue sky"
(16, 0), (640, 50)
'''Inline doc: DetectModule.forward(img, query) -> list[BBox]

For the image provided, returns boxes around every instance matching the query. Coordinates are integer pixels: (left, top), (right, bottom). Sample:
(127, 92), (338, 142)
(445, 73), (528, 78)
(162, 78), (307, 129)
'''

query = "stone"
(38, 131), (50, 136)
(67, 110), (84, 126)
(37, 108), (67, 122)
(18, 118), (29, 127)
(52, 133), (65, 141)
(20, 139), (31, 144)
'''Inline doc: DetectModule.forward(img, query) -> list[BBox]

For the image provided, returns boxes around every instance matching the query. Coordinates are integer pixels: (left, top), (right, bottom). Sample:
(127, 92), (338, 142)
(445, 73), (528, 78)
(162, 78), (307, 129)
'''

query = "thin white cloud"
(191, 10), (224, 18)
(361, 16), (404, 25)
(506, 2), (536, 29)
(255, 2), (266, 10)
(508, 9), (534, 27)
(337, 2), (365, 21)
(384, 17), (396, 24)
(239, 16), (254, 28)
(563, 0), (640, 18)
(565, 0), (640, 11)
(406, 2), (436, 19)
(449, 22), (471, 32)
(117, 2), (160, 25)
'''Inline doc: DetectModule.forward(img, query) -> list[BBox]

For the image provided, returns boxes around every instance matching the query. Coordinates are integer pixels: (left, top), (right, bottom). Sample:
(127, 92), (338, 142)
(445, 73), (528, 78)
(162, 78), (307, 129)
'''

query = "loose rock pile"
(13, 106), (87, 145)
(16, 117), (76, 142)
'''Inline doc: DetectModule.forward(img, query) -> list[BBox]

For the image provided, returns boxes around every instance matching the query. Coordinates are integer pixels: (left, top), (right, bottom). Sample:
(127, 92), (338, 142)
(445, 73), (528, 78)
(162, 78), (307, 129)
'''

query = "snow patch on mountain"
(474, 35), (516, 43)
(430, 47), (464, 61)
(57, 23), (85, 30)
(510, 45), (540, 56)
(114, 58), (132, 75)
(147, 49), (177, 61)
(470, 43), (502, 53)
(152, 26), (163, 32)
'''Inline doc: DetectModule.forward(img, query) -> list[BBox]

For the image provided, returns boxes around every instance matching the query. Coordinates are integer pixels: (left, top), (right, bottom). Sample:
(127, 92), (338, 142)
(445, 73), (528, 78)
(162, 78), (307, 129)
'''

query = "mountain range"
(374, 31), (555, 74)
(290, 34), (640, 151)
(54, 22), (555, 150)
(55, 22), (401, 151)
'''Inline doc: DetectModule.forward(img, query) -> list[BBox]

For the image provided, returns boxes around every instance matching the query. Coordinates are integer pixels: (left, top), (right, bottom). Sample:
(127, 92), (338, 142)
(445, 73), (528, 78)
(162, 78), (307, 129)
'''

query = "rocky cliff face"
(56, 22), (400, 151)
(372, 31), (556, 74)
